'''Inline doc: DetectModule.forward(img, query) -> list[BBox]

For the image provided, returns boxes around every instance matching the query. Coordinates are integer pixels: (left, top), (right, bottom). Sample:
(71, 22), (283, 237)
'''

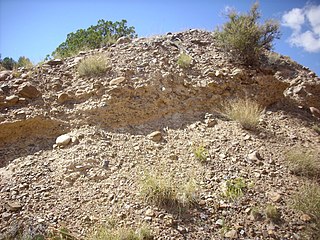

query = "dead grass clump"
(292, 183), (320, 239)
(285, 149), (320, 178)
(139, 171), (198, 210)
(77, 54), (110, 77)
(90, 226), (153, 240)
(224, 98), (263, 130)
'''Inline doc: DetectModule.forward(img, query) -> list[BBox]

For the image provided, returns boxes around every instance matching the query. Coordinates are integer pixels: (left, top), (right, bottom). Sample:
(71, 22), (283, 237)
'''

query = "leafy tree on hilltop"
(1, 57), (16, 70)
(17, 56), (33, 68)
(52, 19), (137, 58)
(215, 2), (280, 65)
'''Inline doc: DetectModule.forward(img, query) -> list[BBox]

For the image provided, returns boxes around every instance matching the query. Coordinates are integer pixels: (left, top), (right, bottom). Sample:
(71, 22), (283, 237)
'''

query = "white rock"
(56, 134), (72, 147)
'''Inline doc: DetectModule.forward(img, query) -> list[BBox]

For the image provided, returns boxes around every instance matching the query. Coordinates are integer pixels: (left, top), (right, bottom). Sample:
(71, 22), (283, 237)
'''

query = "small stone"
(145, 209), (155, 217)
(144, 216), (152, 222)
(224, 229), (238, 239)
(102, 160), (109, 169)
(57, 93), (72, 104)
(56, 134), (72, 147)
(5, 95), (19, 104)
(116, 36), (132, 44)
(205, 118), (217, 127)
(215, 219), (224, 226)
(148, 131), (162, 142)
(2, 212), (12, 220)
(247, 151), (263, 162)
(110, 77), (126, 85)
(300, 213), (311, 222)
(267, 191), (282, 202)
(6, 201), (22, 211)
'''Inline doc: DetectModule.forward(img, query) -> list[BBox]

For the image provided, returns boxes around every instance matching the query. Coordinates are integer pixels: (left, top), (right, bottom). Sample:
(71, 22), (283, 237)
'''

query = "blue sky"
(0, 0), (319, 75)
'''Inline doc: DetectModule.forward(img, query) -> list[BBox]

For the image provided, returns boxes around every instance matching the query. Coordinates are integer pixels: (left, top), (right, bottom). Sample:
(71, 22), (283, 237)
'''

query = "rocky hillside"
(0, 30), (320, 239)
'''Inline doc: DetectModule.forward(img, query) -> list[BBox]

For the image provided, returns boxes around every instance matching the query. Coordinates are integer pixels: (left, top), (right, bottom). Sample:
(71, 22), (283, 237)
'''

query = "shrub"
(177, 53), (192, 68)
(215, 2), (280, 65)
(292, 183), (320, 239)
(77, 54), (110, 77)
(285, 149), (320, 178)
(222, 177), (247, 200)
(223, 98), (263, 130)
(193, 145), (208, 162)
(265, 204), (281, 222)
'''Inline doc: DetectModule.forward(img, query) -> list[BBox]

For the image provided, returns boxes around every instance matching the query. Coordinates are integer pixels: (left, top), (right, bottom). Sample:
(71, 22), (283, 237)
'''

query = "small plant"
(285, 149), (320, 178)
(179, 178), (198, 208)
(292, 183), (320, 221)
(265, 204), (281, 222)
(91, 226), (153, 240)
(77, 54), (110, 77)
(139, 171), (198, 210)
(224, 98), (263, 130)
(177, 53), (192, 68)
(222, 177), (247, 200)
(140, 172), (178, 207)
(193, 145), (208, 162)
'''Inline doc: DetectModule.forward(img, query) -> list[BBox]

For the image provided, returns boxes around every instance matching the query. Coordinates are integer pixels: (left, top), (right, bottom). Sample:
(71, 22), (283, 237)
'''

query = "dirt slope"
(0, 30), (320, 239)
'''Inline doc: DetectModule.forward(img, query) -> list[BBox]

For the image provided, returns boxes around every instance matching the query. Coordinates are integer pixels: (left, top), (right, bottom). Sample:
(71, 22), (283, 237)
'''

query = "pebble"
(225, 229), (238, 238)
(147, 131), (162, 142)
(56, 134), (72, 147)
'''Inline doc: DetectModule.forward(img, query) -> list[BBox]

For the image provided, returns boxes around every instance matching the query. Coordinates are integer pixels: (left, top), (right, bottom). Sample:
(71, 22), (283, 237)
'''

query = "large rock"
(18, 83), (41, 99)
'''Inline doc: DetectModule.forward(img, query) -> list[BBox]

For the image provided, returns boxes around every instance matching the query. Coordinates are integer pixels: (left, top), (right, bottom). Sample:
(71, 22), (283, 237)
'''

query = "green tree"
(17, 56), (33, 68)
(52, 19), (137, 58)
(1, 57), (17, 70)
(215, 2), (280, 65)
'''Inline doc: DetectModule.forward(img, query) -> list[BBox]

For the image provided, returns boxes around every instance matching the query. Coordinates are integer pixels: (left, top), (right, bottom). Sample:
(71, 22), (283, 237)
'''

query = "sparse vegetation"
(222, 177), (247, 200)
(312, 124), (320, 134)
(292, 183), (320, 239)
(285, 149), (320, 178)
(77, 54), (110, 77)
(223, 98), (263, 130)
(177, 53), (192, 68)
(215, 2), (280, 65)
(139, 171), (198, 209)
(193, 145), (208, 162)
(90, 226), (153, 240)
(265, 204), (281, 222)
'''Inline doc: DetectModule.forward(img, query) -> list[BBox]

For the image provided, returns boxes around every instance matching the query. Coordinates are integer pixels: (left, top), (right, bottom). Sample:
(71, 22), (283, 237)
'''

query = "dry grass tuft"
(77, 54), (110, 77)
(139, 171), (198, 210)
(292, 183), (320, 239)
(90, 226), (153, 240)
(177, 53), (192, 68)
(224, 98), (263, 130)
(285, 149), (320, 178)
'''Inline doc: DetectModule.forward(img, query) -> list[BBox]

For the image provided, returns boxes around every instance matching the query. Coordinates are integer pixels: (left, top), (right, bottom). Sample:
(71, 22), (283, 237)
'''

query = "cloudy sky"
(0, 0), (319, 75)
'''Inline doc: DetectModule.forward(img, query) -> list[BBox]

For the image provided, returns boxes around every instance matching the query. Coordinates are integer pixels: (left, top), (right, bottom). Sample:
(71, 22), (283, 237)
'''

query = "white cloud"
(282, 4), (320, 53)
(282, 8), (305, 31)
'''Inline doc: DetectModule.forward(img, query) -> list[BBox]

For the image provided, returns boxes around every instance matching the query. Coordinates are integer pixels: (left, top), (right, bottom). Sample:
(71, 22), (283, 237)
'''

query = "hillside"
(0, 30), (320, 240)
